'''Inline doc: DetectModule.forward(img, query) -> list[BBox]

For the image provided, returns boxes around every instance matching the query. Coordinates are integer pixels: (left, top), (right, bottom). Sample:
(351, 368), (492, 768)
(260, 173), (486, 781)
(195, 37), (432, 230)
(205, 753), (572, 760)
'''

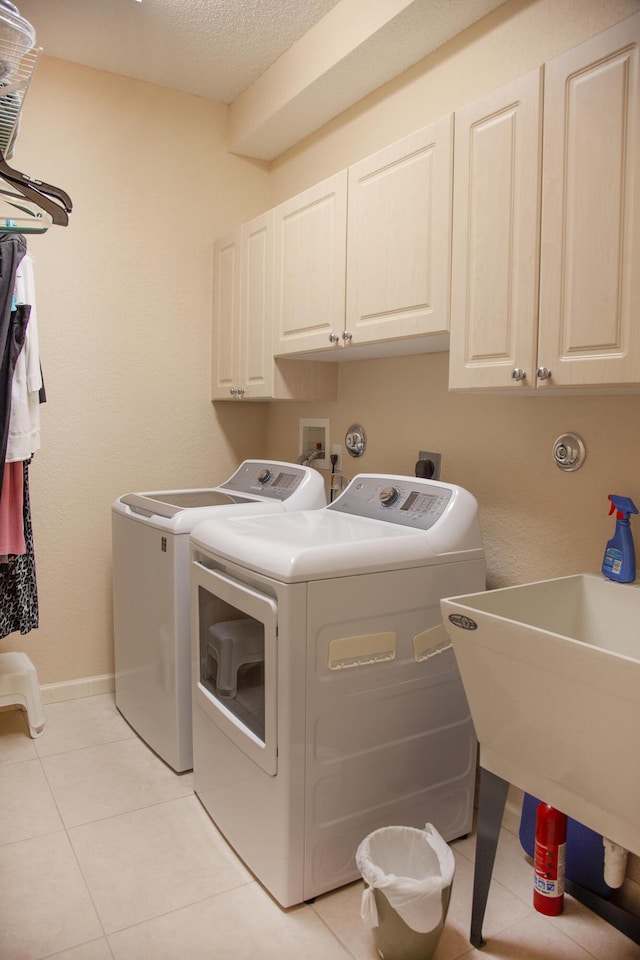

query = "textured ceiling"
(16, 0), (343, 102)
(15, 0), (511, 159)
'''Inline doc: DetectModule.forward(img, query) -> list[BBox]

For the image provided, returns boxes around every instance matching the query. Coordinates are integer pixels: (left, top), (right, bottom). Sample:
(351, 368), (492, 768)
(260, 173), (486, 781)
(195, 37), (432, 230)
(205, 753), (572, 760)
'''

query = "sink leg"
(470, 767), (510, 948)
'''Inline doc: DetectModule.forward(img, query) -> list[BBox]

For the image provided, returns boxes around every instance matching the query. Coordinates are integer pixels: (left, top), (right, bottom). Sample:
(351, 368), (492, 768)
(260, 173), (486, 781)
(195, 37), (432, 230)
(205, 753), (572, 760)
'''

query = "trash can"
(356, 823), (455, 960)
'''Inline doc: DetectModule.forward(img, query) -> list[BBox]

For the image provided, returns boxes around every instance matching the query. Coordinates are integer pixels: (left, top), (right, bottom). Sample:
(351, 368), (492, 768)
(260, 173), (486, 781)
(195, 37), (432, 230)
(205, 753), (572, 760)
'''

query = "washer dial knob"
(257, 468), (272, 484)
(379, 486), (399, 506)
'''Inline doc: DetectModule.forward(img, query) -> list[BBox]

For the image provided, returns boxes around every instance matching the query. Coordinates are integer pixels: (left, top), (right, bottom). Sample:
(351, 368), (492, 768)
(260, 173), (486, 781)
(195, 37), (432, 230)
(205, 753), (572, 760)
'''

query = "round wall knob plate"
(345, 423), (366, 457)
(553, 433), (586, 471)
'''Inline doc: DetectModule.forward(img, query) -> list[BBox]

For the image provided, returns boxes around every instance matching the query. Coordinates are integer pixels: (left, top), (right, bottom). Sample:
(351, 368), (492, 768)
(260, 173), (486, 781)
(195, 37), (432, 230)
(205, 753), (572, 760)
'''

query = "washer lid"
(191, 475), (484, 582)
(121, 491), (251, 518)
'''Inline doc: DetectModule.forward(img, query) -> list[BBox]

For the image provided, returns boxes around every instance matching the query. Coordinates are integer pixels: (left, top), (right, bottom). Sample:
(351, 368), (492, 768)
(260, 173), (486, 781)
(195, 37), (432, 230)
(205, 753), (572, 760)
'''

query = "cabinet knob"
(536, 366), (552, 381)
(237, 386), (245, 397)
(511, 368), (527, 381)
(342, 331), (353, 342)
(229, 387), (238, 395)
(328, 332), (340, 343)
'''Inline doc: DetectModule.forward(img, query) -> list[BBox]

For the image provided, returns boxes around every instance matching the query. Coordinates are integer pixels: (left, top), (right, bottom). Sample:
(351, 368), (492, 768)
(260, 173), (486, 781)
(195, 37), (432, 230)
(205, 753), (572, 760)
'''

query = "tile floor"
(1, 692), (640, 960)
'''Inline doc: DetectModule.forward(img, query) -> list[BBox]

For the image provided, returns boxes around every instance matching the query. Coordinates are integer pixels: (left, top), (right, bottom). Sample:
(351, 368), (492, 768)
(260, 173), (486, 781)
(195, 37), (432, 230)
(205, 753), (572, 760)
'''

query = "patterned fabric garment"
(0, 458), (38, 638)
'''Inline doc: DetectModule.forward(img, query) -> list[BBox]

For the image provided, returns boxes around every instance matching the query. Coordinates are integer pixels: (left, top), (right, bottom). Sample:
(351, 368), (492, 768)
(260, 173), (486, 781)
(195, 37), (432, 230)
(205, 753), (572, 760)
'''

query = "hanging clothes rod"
(0, 151), (72, 225)
(0, 186), (51, 232)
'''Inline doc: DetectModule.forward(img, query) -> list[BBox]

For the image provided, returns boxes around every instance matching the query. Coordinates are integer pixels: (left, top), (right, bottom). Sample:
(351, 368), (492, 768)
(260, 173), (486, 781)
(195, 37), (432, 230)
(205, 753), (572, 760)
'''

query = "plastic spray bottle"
(602, 495), (638, 583)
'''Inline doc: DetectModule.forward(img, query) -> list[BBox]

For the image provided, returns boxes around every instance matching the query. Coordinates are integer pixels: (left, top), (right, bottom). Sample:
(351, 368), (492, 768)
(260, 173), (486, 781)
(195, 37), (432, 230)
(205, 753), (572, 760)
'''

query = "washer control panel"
(329, 475), (453, 529)
(221, 461), (307, 500)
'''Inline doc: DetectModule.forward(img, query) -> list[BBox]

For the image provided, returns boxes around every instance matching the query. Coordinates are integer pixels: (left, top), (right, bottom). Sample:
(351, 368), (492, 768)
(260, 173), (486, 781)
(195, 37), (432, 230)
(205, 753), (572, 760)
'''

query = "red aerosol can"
(533, 803), (567, 915)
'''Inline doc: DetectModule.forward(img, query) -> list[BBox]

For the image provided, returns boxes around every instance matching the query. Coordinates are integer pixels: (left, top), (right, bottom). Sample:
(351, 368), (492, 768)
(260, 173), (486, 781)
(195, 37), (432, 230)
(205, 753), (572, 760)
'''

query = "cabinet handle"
(237, 386), (245, 397)
(536, 366), (552, 381)
(511, 368), (527, 381)
(328, 332), (340, 343)
(342, 331), (353, 343)
(229, 387), (238, 396)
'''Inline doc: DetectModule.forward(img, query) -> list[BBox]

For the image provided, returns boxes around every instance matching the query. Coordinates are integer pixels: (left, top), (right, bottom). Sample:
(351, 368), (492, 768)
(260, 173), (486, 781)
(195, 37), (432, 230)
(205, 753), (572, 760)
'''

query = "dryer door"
(192, 562), (278, 775)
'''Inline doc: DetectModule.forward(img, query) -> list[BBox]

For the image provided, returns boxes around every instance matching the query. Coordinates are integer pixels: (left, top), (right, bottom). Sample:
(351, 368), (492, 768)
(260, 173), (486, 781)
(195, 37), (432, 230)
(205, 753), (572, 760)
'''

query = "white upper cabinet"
(214, 10), (640, 390)
(238, 211), (274, 398)
(211, 229), (242, 399)
(272, 172), (348, 356)
(345, 116), (452, 349)
(449, 70), (542, 390)
(272, 119), (452, 359)
(538, 13), (640, 390)
(211, 213), (273, 400)
(450, 11), (640, 392)
(211, 210), (337, 401)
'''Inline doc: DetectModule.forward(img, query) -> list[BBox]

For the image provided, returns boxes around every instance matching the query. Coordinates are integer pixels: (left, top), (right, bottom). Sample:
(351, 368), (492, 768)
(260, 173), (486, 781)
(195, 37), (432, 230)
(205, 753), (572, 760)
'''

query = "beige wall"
(2, 58), (270, 684)
(264, 0), (640, 590)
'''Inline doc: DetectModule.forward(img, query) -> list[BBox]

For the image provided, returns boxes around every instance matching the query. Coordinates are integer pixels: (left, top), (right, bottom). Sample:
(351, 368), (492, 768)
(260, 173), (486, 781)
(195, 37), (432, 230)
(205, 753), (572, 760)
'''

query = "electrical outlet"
(418, 450), (442, 480)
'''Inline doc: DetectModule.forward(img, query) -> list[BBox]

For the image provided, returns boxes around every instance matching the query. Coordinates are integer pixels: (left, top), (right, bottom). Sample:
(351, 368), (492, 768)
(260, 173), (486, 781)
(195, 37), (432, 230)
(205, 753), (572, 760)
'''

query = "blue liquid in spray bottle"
(602, 495), (638, 583)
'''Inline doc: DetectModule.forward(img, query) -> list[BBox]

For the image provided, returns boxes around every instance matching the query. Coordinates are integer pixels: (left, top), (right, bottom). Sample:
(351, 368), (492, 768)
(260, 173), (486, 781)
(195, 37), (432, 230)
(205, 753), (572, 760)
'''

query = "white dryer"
(190, 473), (486, 907)
(112, 460), (325, 773)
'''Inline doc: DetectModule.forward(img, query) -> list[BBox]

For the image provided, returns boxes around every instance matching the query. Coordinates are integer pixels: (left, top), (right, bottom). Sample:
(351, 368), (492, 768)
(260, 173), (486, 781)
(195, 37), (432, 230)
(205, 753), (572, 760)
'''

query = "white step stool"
(207, 619), (263, 700)
(0, 651), (45, 738)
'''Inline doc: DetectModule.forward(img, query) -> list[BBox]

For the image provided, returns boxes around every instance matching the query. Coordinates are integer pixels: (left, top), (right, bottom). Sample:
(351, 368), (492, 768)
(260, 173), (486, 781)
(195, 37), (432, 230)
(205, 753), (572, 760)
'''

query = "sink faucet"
(296, 448), (322, 465)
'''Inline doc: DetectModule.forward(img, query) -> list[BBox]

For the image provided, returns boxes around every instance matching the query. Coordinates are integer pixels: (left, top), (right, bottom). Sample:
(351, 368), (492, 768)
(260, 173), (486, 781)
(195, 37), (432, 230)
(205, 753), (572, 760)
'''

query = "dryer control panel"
(328, 475), (453, 529)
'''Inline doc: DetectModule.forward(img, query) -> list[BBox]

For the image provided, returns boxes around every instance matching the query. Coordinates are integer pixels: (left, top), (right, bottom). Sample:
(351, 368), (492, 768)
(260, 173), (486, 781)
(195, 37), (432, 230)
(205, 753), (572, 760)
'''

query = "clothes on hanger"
(0, 299), (28, 464)
(0, 457), (23, 555)
(0, 232), (39, 637)
(0, 230), (26, 490)
(0, 456), (37, 637)
(7, 251), (40, 462)
(0, 28), (68, 637)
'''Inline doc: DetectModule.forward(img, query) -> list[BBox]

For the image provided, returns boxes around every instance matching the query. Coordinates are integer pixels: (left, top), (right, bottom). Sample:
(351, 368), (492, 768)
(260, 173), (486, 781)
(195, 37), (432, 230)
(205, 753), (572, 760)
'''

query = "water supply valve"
(552, 433), (586, 472)
(345, 424), (366, 457)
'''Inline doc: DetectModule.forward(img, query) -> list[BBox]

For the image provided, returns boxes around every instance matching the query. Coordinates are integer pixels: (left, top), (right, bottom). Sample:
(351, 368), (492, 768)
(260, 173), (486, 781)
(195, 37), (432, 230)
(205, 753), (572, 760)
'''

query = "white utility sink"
(441, 573), (640, 856)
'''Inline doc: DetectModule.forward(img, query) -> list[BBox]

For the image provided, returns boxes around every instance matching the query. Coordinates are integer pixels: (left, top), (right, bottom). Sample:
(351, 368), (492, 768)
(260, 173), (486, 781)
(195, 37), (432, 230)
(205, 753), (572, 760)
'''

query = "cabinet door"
(272, 171), (347, 356)
(211, 230), (241, 400)
(346, 116), (452, 346)
(449, 70), (542, 390)
(239, 211), (274, 399)
(537, 13), (640, 389)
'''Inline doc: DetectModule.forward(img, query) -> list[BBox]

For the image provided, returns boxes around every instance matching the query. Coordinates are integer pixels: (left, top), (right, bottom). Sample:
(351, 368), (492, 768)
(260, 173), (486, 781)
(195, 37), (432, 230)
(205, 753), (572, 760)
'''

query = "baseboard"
(40, 673), (115, 704)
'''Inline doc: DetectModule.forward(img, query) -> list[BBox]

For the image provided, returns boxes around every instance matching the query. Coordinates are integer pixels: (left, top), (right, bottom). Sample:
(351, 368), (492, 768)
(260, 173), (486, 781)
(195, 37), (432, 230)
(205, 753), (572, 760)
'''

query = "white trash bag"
(356, 823), (455, 934)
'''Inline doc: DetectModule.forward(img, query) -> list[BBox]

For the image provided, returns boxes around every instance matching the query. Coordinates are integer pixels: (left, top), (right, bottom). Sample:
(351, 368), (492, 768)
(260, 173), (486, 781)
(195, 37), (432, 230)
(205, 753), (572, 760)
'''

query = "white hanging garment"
(6, 250), (40, 462)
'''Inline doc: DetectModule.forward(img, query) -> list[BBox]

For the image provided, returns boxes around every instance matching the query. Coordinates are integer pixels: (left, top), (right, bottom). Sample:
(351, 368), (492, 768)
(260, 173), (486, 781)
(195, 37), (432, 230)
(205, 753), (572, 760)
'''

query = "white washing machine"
(112, 460), (325, 773)
(190, 473), (486, 907)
